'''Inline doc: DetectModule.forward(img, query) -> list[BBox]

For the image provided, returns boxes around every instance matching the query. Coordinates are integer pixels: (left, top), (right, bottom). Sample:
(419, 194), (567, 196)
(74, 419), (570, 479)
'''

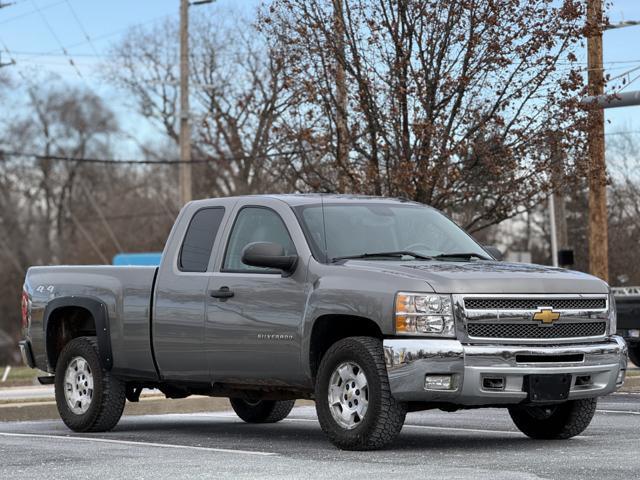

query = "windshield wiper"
(331, 251), (435, 262)
(434, 252), (491, 260)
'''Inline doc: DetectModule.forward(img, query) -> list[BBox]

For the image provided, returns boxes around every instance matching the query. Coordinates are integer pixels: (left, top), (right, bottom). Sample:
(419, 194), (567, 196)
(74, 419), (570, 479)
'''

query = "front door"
(206, 202), (309, 385)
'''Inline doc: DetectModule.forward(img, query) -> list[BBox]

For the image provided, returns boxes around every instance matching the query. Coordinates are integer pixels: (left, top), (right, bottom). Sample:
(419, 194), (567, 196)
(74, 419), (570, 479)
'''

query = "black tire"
(54, 336), (126, 432)
(315, 336), (406, 450)
(508, 398), (597, 439)
(628, 344), (640, 368)
(229, 398), (295, 423)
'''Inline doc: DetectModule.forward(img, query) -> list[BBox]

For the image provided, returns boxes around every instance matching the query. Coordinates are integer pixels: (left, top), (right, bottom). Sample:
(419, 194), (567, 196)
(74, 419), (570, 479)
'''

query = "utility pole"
(548, 194), (558, 267)
(179, 0), (215, 206)
(548, 131), (569, 268)
(333, 0), (349, 191)
(179, 0), (192, 206)
(586, 0), (608, 282)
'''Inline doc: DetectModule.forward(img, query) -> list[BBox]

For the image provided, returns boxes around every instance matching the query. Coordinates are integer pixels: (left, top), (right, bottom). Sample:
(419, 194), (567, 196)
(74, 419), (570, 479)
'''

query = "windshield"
(295, 203), (488, 262)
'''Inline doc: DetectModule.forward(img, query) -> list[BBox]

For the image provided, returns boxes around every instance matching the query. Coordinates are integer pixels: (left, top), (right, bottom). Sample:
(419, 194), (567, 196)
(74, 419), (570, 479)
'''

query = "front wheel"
(315, 336), (406, 450)
(230, 398), (295, 423)
(54, 336), (126, 432)
(508, 398), (597, 439)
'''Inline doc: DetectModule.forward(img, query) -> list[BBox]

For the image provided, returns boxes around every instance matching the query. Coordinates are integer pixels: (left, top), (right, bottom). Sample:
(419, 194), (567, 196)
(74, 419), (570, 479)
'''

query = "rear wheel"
(315, 336), (406, 450)
(508, 398), (597, 439)
(229, 398), (295, 423)
(55, 336), (126, 432)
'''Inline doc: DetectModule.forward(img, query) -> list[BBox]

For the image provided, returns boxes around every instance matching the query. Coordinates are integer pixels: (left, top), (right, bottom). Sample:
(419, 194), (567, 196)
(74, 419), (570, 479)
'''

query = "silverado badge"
(533, 308), (561, 324)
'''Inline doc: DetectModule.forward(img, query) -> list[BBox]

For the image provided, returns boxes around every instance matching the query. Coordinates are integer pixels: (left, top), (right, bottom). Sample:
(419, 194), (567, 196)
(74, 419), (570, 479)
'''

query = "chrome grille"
(463, 297), (606, 311)
(467, 321), (606, 339)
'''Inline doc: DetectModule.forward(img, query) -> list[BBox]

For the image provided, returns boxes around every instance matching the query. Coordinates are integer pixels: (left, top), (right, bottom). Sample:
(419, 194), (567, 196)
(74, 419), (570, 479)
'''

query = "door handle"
(209, 286), (234, 299)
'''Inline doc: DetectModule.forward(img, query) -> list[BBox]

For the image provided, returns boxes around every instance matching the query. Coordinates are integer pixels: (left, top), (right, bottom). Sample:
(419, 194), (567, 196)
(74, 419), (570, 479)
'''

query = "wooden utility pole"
(333, 0), (349, 191)
(179, 0), (192, 206)
(548, 131), (569, 267)
(586, 0), (608, 281)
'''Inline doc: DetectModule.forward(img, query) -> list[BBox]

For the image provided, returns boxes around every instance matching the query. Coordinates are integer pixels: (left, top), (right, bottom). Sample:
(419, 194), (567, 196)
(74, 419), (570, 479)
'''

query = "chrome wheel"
(64, 356), (94, 415)
(327, 361), (369, 430)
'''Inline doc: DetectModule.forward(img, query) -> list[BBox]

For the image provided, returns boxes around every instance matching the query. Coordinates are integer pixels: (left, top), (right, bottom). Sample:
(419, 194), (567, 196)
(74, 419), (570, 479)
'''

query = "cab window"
(223, 207), (296, 272)
(179, 207), (225, 272)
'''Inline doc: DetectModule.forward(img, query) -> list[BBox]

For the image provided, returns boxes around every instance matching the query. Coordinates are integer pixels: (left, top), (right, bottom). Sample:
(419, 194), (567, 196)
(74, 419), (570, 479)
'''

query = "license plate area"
(524, 374), (571, 403)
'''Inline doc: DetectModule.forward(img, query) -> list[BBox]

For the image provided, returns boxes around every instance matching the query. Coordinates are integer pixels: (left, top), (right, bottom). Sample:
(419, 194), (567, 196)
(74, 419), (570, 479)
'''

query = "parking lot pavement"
(0, 393), (639, 480)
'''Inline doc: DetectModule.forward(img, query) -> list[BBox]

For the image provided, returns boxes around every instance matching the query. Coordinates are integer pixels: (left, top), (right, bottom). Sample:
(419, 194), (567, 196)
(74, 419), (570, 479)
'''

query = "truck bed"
(25, 265), (159, 379)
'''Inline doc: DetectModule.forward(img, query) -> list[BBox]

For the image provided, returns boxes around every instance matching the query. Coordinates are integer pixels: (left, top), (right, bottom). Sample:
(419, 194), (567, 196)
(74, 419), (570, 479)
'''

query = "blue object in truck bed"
(112, 253), (162, 266)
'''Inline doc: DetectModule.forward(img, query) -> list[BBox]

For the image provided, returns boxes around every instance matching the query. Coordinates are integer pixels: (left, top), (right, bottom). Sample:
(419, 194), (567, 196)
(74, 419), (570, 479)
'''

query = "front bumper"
(384, 336), (628, 405)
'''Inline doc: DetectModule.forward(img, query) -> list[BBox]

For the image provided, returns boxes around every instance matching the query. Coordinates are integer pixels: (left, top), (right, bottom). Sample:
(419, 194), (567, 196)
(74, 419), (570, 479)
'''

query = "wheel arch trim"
(43, 296), (113, 371)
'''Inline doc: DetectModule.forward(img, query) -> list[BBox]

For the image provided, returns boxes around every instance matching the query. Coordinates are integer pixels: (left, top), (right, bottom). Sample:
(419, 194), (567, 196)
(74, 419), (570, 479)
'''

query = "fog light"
(425, 374), (454, 391)
(482, 376), (505, 391)
(617, 369), (626, 386)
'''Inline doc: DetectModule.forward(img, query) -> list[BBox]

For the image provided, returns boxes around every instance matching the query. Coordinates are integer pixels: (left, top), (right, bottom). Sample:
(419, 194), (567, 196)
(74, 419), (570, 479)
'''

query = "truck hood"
(341, 260), (609, 294)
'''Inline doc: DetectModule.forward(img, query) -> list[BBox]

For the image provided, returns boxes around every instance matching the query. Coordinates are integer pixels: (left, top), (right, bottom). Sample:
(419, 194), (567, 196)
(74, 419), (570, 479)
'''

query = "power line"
(63, 0), (99, 56)
(605, 131), (640, 136)
(617, 73), (640, 93)
(10, 13), (172, 67)
(0, 0), (65, 25)
(608, 64), (640, 82)
(0, 148), (316, 165)
(557, 59), (640, 66)
(29, 0), (83, 78)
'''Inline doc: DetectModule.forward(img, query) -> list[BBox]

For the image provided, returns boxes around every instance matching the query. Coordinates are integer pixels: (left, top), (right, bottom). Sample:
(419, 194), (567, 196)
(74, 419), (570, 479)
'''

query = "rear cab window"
(179, 207), (226, 272)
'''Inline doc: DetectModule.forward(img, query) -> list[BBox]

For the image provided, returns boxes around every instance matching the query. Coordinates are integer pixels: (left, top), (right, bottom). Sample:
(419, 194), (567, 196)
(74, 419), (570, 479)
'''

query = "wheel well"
(46, 306), (97, 370)
(309, 315), (383, 379)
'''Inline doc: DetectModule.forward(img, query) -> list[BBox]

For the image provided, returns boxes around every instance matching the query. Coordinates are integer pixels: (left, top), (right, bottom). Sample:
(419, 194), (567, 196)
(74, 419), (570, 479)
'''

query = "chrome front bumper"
(383, 336), (628, 405)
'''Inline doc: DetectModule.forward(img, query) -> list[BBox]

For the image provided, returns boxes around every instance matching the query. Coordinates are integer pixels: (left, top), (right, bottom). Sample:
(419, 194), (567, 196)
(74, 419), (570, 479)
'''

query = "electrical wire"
(0, 148), (318, 165)
(0, 0), (66, 27)
(29, 0), (83, 78)
(616, 72), (640, 93)
(608, 64), (640, 82)
(63, 0), (99, 56)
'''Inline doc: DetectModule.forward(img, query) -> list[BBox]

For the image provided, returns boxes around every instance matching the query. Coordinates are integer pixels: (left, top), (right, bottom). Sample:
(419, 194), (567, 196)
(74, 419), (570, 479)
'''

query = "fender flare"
(43, 296), (113, 371)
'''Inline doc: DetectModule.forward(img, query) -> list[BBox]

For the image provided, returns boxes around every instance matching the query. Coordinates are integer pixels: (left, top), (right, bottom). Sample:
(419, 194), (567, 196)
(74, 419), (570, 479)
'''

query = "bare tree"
(260, 0), (587, 231)
(0, 80), (177, 345)
(3, 81), (118, 263)
(105, 12), (296, 199)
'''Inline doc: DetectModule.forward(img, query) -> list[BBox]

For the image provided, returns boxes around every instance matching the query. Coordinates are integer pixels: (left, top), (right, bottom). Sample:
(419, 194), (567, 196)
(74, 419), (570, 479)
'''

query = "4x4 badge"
(533, 308), (561, 324)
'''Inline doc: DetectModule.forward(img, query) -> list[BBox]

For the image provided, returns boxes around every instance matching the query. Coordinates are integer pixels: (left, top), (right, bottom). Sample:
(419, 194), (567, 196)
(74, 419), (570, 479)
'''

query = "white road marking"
(597, 409), (640, 415)
(0, 432), (277, 456)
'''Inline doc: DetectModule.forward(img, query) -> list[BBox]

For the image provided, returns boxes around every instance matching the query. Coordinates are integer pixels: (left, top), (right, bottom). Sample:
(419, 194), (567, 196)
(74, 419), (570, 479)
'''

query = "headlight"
(609, 291), (617, 335)
(395, 292), (455, 337)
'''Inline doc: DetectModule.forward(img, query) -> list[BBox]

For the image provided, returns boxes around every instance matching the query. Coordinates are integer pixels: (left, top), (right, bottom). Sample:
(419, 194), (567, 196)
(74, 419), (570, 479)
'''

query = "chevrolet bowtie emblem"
(533, 308), (561, 324)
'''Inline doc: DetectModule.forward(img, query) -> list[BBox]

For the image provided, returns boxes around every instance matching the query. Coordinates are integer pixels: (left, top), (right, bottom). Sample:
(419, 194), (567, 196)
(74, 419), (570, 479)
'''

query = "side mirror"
(241, 242), (298, 273)
(484, 245), (503, 261)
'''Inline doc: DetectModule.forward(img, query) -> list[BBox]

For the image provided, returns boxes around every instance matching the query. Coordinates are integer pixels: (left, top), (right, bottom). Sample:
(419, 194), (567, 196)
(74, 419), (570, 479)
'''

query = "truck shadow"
(109, 414), (570, 454)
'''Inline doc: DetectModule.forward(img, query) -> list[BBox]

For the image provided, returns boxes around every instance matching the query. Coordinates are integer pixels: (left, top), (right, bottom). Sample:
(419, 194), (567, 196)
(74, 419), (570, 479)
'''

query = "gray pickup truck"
(19, 195), (628, 450)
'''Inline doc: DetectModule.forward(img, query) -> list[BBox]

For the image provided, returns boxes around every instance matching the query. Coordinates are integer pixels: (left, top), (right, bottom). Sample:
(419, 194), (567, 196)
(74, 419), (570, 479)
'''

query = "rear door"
(205, 199), (310, 385)
(153, 201), (233, 381)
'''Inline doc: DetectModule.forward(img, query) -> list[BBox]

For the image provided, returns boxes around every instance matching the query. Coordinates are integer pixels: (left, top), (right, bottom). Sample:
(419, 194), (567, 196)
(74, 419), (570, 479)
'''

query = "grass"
(0, 366), (43, 387)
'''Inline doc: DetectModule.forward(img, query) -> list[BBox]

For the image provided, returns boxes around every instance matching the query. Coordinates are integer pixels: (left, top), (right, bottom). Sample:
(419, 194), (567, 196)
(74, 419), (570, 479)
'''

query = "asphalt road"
(1, 393), (639, 480)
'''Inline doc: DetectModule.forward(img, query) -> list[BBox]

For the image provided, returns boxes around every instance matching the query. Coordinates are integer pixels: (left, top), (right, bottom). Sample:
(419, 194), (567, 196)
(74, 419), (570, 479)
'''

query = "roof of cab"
(191, 193), (421, 207)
